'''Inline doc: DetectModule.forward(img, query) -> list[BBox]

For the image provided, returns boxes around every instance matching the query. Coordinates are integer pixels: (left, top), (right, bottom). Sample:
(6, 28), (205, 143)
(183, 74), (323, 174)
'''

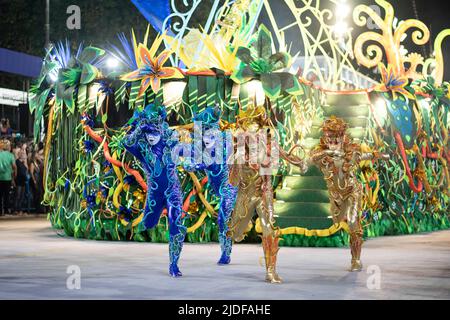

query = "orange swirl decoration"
(353, 0), (430, 77)
(81, 118), (147, 192)
(82, 116), (217, 231)
(395, 132), (423, 193)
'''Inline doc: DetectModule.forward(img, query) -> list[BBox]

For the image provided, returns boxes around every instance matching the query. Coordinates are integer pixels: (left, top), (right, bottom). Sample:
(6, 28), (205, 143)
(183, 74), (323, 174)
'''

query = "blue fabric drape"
(131, 0), (172, 34)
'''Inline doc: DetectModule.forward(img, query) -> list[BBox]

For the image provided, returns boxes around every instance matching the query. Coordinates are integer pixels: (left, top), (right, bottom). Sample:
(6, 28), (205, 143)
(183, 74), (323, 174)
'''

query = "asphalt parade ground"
(0, 216), (449, 300)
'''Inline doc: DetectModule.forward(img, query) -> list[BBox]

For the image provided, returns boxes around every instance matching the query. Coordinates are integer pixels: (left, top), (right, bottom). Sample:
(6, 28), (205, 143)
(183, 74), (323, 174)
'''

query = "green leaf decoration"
(30, 88), (51, 139)
(231, 64), (256, 84)
(80, 64), (99, 85)
(261, 73), (281, 100)
(279, 73), (303, 96)
(56, 82), (75, 113)
(78, 46), (105, 64)
(65, 97), (75, 114)
(86, 84), (98, 111)
(29, 88), (48, 114)
(129, 81), (141, 109)
(114, 82), (127, 110)
(269, 52), (291, 71)
(255, 24), (272, 60)
(38, 61), (57, 88)
(28, 94), (38, 114)
(232, 24), (298, 100)
(250, 58), (272, 73)
(61, 68), (81, 87)
(54, 82), (64, 106)
(384, 96), (417, 149)
(77, 85), (88, 112)
(236, 47), (254, 65)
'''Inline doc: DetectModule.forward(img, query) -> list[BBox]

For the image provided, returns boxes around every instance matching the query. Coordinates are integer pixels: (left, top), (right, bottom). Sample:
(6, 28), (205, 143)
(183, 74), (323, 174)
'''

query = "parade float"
(29, 0), (450, 248)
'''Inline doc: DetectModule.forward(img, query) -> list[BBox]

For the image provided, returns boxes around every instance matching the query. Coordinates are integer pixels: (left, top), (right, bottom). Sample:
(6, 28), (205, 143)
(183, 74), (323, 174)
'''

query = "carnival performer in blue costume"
(123, 104), (186, 277)
(183, 106), (238, 265)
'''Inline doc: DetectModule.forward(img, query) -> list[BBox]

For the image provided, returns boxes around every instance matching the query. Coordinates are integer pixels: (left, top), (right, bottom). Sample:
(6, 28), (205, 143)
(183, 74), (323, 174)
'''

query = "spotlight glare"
(49, 70), (59, 83)
(50, 74), (58, 83)
(333, 21), (349, 37)
(163, 81), (187, 106)
(420, 98), (431, 111)
(336, 3), (351, 18)
(374, 98), (388, 125)
(107, 57), (120, 69)
(399, 46), (409, 57)
(245, 80), (266, 106)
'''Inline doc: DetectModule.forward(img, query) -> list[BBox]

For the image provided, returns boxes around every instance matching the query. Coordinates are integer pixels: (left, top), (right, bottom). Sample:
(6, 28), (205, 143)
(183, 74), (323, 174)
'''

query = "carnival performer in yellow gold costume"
(310, 117), (389, 272)
(228, 106), (308, 283)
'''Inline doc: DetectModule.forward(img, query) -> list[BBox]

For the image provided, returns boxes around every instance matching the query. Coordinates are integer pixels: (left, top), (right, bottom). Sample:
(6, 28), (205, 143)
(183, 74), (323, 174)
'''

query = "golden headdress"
(321, 116), (348, 136)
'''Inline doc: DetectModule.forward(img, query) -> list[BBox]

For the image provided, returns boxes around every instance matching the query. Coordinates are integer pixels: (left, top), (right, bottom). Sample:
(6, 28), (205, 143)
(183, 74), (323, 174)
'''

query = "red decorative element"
(83, 122), (148, 192)
(180, 176), (208, 218)
(415, 91), (432, 99)
(83, 117), (212, 218)
(395, 132), (423, 193)
(181, 69), (232, 77)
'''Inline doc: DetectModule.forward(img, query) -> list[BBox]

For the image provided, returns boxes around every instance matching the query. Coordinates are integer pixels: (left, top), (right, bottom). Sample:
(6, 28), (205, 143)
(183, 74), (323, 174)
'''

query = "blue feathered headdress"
(129, 104), (167, 134)
(193, 105), (221, 130)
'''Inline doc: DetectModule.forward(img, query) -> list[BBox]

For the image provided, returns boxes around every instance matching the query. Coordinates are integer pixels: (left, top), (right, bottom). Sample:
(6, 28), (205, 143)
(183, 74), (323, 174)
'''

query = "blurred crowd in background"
(0, 118), (46, 216)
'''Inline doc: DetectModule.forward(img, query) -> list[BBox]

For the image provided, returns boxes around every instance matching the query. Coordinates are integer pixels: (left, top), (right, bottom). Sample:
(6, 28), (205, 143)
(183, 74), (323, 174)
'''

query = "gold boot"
(349, 231), (363, 272)
(350, 259), (363, 272)
(262, 234), (282, 283)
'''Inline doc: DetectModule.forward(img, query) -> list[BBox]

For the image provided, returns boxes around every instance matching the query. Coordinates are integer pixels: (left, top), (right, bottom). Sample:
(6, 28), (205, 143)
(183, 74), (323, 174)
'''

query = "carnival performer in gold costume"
(228, 106), (307, 283)
(309, 117), (389, 272)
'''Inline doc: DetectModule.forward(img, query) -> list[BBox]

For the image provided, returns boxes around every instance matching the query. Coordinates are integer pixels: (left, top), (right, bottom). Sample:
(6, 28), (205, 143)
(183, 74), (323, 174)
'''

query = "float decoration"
(29, 0), (450, 249)
(353, 0), (430, 77)
(120, 36), (184, 97)
(231, 24), (303, 100)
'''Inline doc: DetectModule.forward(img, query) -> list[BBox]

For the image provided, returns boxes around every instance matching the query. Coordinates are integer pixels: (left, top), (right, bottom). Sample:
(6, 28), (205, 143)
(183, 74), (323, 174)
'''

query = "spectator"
(29, 150), (43, 213)
(37, 142), (45, 161)
(1, 119), (13, 136)
(36, 143), (47, 213)
(12, 141), (22, 159)
(15, 147), (29, 215)
(22, 141), (30, 155)
(0, 139), (17, 215)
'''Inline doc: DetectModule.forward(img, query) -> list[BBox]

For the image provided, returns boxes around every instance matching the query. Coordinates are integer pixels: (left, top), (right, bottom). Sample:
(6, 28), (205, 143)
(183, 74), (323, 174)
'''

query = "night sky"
(355, 0), (450, 78)
(0, 0), (449, 82)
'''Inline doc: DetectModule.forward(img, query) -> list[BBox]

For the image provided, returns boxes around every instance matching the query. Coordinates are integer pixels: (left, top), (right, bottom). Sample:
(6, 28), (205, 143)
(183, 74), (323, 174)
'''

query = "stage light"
(419, 97), (431, 111)
(336, 2), (350, 18)
(244, 80), (265, 106)
(106, 57), (120, 69)
(374, 98), (388, 125)
(333, 21), (349, 37)
(88, 83), (101, 99)
(48, 69), (59, 83)
(163, 81), (187, 106)
(49, 73), (58, 83)
(399, 45), (408, 57)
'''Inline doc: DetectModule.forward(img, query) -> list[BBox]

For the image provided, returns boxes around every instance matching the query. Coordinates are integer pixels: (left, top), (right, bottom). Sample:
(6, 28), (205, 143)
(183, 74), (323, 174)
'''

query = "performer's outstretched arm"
(122, 123), (146, 163)
(354, 150), (390, 163)
(278, 144), (308, 174)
